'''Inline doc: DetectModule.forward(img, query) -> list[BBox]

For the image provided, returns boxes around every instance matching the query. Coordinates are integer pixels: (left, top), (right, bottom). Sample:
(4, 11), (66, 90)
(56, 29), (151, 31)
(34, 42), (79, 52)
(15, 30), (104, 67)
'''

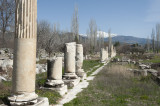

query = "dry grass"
(107, 64), (133, 79)
(65, 63), (160, 106)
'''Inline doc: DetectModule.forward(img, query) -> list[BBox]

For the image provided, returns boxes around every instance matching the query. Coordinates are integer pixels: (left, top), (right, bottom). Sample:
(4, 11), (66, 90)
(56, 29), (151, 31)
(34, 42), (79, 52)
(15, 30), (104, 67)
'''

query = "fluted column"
(9, 0), (38, 104)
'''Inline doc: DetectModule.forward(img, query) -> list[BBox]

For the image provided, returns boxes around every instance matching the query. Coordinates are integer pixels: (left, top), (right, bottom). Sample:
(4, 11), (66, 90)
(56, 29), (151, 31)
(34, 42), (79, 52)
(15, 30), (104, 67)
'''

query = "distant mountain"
(80, 31), (117, 38)
(104, 35), (148, 45)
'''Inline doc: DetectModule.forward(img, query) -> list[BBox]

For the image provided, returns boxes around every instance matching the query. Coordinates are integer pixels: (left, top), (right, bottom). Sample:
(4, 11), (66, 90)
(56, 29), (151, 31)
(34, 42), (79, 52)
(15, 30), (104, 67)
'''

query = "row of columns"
(43, 42), (85, 96)
(100, 45), (117, 63)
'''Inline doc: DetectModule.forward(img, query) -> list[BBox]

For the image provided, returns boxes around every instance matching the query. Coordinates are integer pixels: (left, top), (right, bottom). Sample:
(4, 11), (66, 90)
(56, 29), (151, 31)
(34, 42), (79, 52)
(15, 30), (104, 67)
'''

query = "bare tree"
(89, 19), (97, 52)
(98, 30), (104, 50)
(146, 36), (150, 52)
(108, 29), (112, 53)
(156, 23), (160, 53)
(37, 20), (62, 57)
(151, 28), (155, 53)
(71, 5), (79, 43)
(0, 0), (15, 47)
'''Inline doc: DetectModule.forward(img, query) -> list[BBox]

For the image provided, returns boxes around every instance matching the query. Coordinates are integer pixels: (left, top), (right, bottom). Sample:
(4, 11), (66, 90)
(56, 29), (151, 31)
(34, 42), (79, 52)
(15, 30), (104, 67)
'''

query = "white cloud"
(145, 0), (160, 22)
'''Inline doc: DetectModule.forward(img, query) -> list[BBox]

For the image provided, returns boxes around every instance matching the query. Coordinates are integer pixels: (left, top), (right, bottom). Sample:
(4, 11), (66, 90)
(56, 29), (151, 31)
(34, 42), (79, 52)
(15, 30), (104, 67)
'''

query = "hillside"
(104, 35), (148, 44)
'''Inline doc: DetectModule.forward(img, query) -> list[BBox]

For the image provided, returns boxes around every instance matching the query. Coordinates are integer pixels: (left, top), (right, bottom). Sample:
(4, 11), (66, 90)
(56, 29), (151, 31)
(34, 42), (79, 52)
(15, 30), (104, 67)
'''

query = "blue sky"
(37, 0), (160, 38)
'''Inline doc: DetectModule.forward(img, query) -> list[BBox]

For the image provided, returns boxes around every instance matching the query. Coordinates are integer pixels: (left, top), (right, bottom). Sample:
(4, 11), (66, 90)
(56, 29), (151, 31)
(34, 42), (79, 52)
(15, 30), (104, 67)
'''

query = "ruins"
(76, 44), (86, 80)
(63, 42), (80, 87)
(43, 57), (67, 95)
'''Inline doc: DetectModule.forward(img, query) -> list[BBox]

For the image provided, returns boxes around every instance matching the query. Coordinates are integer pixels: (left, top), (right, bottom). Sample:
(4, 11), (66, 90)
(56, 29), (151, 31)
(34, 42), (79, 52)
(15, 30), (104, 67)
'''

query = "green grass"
(83, 60), (104, 76)
(87, 63), (104, 76)
(114, 55), (122, 60)
(143, 55), (160, 63)
(64, 64), (160, 106)
(36, 89), (61, 104)
(36, 72), (47, 87)
(0, 81), (11, 105)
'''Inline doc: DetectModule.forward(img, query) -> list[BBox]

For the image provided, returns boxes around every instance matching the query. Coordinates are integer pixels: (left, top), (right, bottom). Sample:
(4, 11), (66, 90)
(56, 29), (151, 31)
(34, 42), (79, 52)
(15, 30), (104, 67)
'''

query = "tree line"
(0, 2), (108, 56)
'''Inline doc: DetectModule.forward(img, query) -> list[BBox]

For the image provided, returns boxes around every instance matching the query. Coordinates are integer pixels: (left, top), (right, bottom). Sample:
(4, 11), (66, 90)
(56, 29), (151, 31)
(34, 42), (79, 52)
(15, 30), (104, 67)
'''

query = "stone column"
(8, 1), (49, 105)
(100, 48), (106, 63)
(44, 57), (67, 95)
(76, 44), (86, 79)
(47, 57), (63, 80)
(63, 42), (80, 87)
(63, 42), (77, 78)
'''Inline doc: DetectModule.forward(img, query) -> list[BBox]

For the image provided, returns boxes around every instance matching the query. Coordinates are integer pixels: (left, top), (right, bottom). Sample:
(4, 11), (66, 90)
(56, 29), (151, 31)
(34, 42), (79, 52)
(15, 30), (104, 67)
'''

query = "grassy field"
(141, 55), (160, 63)
(64, 63), (160, 106)
(143, 55), (160, 63)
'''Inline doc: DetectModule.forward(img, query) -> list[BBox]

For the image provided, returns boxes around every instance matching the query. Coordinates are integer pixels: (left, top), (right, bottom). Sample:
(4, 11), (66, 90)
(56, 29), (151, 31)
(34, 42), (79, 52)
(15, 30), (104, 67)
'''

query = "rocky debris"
(139, 64), (151, 69)
(36, 64), (47, 74)
(127, 69), (147, 76)
(0, 50), (5, 55)
(0, 48), (13, 60)
(0, 76), (7, 82)
(147, 69), (157, 74)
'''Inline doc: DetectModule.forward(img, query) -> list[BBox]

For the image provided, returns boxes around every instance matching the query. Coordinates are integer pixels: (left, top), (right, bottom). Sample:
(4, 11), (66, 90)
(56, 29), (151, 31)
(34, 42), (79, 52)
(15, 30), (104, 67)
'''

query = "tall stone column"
(63, 42), (80, 87)
(44, 57), (67, 96)
(76, 44), (86, 79)
(8, 1), (49, 105)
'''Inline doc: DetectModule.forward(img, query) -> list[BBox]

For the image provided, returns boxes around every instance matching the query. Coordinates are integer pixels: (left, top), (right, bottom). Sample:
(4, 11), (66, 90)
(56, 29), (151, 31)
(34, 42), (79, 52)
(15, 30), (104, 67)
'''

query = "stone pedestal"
(63, 42), (80, 87)
(76, 44), (86, 80)
(8, 0), (49, 105)
(44, 57), (67, 96)
(10, 97), (49, 106)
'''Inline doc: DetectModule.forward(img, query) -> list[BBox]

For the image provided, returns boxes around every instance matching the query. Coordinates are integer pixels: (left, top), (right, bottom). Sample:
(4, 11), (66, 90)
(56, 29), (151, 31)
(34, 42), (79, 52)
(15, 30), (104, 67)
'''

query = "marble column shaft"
(12, 0), (37, 94)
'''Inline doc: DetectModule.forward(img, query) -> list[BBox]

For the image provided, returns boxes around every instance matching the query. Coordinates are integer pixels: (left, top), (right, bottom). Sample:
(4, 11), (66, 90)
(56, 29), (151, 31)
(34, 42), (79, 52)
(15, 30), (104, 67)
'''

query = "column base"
(42, 85), (67, 96)
(9, 97), (49, 106)
(101, 60), (106, 63)
(76, 69), (87, 80)
(42, 79), (68, 96)
(8, 92), (49, 106)
(63, 73), (80, 87)
(63, 73), (78, 79)
(8, 92), (38, 102)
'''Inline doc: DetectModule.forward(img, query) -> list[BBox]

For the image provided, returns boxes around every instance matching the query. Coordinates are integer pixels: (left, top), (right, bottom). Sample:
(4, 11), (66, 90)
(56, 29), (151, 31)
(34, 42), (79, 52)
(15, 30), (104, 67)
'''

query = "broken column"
(43, 57), (67, 96)
(8, 0), (49, 105)
(76, 44), (86, 80)
(63, 42), (80, 87)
